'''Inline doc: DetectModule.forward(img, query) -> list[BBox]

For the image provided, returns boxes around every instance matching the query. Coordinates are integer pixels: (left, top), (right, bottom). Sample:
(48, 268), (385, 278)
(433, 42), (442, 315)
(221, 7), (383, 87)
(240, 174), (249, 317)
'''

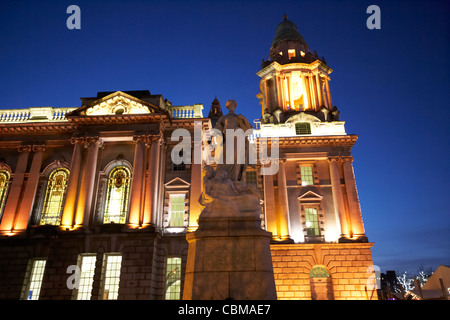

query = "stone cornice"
(0, 121), (76, 134)
(257, 60), (332, 78)
(257, 135), (358, 148)
(67, 113), (169, 125)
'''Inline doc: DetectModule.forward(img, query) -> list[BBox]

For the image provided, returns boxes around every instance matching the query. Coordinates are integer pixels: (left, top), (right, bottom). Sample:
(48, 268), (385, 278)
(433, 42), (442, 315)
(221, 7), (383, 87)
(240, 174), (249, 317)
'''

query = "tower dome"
(269, 15), (311, 64)
(271, 15), (308, 50)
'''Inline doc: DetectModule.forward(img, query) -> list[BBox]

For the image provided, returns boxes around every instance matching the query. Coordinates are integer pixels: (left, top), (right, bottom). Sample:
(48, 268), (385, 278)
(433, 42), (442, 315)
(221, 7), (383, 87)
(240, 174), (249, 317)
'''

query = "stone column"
(342, 156), (365, 238)
(276, 158), (290, 241)
(188, 123), (203, 232)
(328, 157), (350, 239)
(75, 137), (102, 228)
(308, 75), (316, 110)
(128, 135), (146, 227)
(0, 145), (31, 233)
(15, 145), (46, 231)
(301, 75), (309, 110)
(143, 137), (161, 227)
(61, 138), (83, 228)
(325, 77), (332, 110)
(304, 75), (312, 110)
(286, 74), (293, 110)
(315, 74), (323, 107)
(263, 168), (277, 239)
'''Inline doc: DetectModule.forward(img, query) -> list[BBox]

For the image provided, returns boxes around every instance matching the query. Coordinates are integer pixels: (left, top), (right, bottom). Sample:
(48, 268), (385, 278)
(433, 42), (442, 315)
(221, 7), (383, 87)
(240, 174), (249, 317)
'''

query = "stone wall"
(0, 232), (188, 300)
(270, 243), (377, 300)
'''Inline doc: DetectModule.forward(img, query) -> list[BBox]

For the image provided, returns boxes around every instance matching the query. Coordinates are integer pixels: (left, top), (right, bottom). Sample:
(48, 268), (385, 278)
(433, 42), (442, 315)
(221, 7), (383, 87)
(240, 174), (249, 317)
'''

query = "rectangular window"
(295, 122), (311, 135)
(305, 207), (320, 236)
(23, 259), (46, 300)
(169, 194), (185, 227)
(165, 257), (182, 300)
(100, 254), (122, 300)
(288, 49), (296, 59)
(246, 171), (258, 187)
(75, 254), (97, 300)
(300, 165), (314, 186)
(172, 163), (186, 172)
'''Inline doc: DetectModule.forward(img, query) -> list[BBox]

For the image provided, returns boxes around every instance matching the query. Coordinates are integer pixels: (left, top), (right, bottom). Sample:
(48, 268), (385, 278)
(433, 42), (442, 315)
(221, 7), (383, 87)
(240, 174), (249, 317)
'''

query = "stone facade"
(271, 243), (376, 300)
(0, 17), (377, 300)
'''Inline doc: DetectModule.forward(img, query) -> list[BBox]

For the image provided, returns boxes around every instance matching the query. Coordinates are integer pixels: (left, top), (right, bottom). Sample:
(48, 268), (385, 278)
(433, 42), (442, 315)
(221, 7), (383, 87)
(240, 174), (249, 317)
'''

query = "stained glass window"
(0, 170), (10, 217)
(103, 166), (130, 224)
(309, 266), (330, 278)
(40, 168), (70, 225)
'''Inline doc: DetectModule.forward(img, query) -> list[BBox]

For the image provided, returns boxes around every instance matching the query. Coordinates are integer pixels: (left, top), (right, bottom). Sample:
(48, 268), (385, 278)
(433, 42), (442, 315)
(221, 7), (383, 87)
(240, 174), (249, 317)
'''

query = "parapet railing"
(0, 107), (75, 123)
(168, 104), (203, 119)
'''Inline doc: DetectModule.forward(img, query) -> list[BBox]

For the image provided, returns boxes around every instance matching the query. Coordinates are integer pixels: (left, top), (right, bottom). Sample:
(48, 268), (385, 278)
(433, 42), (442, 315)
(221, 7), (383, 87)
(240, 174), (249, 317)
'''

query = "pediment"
(285, 112), (321, 124)
(298, 190), (323, 201)
(164, 177), (190, 188)
(67, 91), (168, 117)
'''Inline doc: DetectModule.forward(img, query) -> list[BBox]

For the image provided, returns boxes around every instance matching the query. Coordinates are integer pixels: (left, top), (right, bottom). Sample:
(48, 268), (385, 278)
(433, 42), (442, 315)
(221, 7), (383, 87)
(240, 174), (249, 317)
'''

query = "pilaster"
(15, 145), (46, 231)
(0, 145), (31, 234)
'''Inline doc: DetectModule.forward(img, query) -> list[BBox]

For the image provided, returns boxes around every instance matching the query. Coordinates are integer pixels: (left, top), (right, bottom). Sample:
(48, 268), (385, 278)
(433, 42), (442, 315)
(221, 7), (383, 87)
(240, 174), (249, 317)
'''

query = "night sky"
(1, 0), (449, 275)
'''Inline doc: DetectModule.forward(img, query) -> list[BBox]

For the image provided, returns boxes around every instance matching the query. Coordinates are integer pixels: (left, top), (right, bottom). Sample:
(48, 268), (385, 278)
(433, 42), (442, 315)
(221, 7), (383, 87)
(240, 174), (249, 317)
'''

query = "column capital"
(342, 156), (353, 163)
(132, 134), (148, 143)
(328, 155), (344, 163)
(18, 145), (32, 153)
(32, 145), (46, 152)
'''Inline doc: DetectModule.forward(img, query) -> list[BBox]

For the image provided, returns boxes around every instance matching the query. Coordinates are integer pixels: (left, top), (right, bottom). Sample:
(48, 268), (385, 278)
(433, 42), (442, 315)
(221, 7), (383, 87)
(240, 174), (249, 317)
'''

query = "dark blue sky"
(1, 0), (449, 275)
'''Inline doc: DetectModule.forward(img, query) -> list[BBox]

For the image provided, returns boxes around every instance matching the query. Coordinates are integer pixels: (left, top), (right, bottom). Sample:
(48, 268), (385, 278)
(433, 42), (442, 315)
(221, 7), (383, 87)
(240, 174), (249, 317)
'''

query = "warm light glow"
(86, 95), (150, 116)
(288, 74), (308, 111)
(103, 166), (130, 224)
(288, 49), (296, 59)
(0, 170), (10, 215)
(40, 168), (70, 226)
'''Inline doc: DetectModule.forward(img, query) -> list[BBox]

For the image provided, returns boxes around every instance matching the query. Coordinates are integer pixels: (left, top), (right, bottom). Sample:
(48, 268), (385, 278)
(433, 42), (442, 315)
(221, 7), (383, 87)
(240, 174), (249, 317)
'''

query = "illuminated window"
(300, 165), (314, 186)
(305, 207), (320, 236)
(300, 51), (305, 57)
(103, 166), (130, 224)
(295, 122), (311, 135)
(288, 49), (296, 59)
(23, 259), (46, 300)
(40, 168), (70, 225)
(165, 257), (182, 300)
(169, 194), (185, 227)
(0, 170), (10, 217)
(100, 254), (122, 300)
(75, 255), (97, 300)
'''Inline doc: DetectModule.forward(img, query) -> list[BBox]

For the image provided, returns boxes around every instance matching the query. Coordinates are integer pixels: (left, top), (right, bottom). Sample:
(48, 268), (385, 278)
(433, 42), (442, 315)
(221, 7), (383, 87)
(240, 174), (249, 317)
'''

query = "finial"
(283, 13), (288, 21)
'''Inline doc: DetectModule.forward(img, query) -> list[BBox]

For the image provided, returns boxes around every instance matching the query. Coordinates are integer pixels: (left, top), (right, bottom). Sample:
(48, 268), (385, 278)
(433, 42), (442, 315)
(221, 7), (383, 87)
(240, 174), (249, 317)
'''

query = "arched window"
(103, 166), (130, 224)
(39, 168), (70, 225)
(0, 170), (10, 217)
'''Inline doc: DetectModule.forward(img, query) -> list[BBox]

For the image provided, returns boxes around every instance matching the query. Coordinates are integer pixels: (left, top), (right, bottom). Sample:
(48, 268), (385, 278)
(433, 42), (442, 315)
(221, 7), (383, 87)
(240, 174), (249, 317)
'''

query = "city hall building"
(0, 17), (377, 300)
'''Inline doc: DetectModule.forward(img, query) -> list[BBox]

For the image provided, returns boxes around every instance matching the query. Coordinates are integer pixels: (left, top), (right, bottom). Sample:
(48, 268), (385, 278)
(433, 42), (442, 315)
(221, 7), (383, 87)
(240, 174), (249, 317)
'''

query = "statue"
(198, 165), (261, 218)
(214, 100), (252, 182)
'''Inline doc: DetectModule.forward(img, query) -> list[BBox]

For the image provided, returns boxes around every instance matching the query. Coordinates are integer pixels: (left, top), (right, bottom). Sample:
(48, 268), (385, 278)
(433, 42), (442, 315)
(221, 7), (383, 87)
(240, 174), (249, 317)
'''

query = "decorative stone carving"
(198, 165), (261, 219)
(214, 100), (253, 182)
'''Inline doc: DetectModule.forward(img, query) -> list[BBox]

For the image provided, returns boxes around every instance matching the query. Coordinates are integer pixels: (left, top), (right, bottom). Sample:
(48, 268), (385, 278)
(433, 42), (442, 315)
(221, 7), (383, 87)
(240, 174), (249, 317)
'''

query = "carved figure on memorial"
(214, 100), (253, 181)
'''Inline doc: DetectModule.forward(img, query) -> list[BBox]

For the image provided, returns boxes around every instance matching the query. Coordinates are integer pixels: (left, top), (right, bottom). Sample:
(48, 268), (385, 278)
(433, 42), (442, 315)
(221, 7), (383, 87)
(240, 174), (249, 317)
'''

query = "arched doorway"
(309, 266), (334, 300)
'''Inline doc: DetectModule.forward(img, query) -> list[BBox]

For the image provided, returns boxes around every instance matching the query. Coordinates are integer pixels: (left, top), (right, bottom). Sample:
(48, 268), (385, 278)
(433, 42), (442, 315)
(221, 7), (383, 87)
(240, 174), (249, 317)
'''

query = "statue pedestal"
(183, 201), (277, 300)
